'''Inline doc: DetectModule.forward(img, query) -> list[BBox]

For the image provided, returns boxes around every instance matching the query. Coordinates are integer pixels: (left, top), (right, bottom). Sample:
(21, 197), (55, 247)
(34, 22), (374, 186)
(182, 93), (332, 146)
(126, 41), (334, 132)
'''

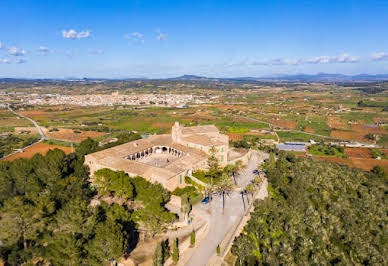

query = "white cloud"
(371, 52), (388, 61)
(0, 42), (3, 49)
(15, 58), (27, 64)
(62, 29), (91, 39)
(156, 30), (167, 41)
(306, 54), (359, 64)
(125, 32), (144, 43)
(8, 46), (27, 56)
(252, 58), (302, 66)
(0, 58), (10, 64)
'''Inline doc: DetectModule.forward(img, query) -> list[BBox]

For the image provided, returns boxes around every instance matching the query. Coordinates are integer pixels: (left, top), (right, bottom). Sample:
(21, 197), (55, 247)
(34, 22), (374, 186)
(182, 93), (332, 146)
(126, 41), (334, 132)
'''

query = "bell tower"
(172, 121), (181, 143)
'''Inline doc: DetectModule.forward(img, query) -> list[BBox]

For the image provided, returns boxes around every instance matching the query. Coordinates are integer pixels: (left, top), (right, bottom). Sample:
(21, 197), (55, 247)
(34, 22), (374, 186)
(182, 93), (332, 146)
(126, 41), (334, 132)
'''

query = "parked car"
(201, 197), (210, 204)
(253, 169), (259, 175)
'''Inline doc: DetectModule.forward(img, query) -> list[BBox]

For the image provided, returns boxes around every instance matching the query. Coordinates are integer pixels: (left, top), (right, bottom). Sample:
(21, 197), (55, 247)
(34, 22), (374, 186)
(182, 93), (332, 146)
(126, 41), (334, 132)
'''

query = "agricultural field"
(3, 142), (73, 161)
(1, 79), (388, 171)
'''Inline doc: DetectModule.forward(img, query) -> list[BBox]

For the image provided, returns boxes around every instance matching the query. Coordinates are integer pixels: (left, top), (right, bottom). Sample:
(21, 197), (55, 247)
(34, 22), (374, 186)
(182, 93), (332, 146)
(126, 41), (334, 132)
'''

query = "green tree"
(171, 238), (179, 264)
(215, 172), (234, 214)
(94, 169), (134, 200)
(232, 152), (388, 265)
(85, 221), (124, 265)
(190, 230), (196, 247)
(76, 137), (99, 156)
(216, 244), (221, 256)
(371, 165), (386, 178)
(224, 160), (243, 185)
(152, 242), (163, 266)
(245, 183), (256, 202)
(0, 196), (51, 249)
(43, 232), (82, 266)
(207, 146), (220, 173)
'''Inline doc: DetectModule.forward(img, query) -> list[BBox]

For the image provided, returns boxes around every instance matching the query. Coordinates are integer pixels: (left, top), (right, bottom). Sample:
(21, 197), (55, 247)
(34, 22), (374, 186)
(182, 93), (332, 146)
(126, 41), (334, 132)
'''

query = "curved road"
(7, 104), (46, 140)
(1, 105), (47, 160)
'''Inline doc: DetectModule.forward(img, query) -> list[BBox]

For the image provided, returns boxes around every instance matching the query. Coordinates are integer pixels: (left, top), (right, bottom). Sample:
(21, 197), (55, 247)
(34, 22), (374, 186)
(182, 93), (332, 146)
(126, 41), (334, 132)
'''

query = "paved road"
(1, 105), (47, 160)
(185, 151), (267, 266)
(7, 104), (46, 140)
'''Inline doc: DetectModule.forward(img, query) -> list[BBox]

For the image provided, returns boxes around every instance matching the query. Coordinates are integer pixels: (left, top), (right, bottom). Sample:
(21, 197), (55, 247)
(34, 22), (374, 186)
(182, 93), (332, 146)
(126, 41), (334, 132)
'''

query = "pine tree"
(171, 238), (179, 264)
(152, 242), (163, 266)
(190, 230), (195, 247)
(216, 244), (221, 256)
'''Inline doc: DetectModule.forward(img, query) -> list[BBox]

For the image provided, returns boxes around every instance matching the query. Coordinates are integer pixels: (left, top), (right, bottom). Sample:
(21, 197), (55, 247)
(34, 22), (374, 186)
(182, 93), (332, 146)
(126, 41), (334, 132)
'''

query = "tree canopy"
(232, 152), (387, 265)
(0, 149), (136, 265)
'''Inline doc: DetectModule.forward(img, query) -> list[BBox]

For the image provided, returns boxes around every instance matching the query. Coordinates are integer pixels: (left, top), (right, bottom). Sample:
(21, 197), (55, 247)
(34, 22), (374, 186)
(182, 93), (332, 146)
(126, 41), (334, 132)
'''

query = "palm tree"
(224, 160), (244, 185)
(246, 183), (256, 202)
(215, 172), (234, 214)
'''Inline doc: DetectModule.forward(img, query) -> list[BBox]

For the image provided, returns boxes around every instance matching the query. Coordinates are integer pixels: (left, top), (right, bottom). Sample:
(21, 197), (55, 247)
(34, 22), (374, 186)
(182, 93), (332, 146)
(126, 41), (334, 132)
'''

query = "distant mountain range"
(2, 73), (388, 83)
(170, 73), (388, 82)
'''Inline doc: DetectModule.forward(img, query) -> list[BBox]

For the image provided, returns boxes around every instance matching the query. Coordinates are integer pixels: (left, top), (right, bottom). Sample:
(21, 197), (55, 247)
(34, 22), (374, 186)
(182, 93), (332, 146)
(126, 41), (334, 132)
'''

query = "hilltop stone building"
(85, 122), (230, 191)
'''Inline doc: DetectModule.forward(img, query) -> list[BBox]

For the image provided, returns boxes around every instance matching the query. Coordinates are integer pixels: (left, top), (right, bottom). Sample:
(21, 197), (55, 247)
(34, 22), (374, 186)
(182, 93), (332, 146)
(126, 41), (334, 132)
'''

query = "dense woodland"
(0, 138), (174, 265)
(232, 152), (387, 265)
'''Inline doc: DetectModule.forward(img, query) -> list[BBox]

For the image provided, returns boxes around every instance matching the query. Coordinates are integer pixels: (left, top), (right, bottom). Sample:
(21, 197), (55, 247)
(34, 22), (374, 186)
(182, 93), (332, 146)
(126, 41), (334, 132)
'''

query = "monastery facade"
(85, 122), (229, 191)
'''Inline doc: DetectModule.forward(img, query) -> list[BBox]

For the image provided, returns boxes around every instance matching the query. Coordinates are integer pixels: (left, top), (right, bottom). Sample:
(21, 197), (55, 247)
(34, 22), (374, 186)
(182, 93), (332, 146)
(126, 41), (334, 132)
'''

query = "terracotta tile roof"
(181, 125), (218, 135)
(182, 135), (225, 146)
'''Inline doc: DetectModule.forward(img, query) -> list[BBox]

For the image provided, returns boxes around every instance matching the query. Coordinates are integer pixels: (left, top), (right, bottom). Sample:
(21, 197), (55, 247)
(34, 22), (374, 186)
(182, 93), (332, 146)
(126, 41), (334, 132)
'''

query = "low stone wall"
(228, 149), (252, 166)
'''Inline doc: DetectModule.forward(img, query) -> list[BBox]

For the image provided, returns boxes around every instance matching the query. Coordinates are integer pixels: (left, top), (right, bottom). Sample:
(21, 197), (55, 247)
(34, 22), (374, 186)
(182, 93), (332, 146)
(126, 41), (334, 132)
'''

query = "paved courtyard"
(138, 153), (179, 167)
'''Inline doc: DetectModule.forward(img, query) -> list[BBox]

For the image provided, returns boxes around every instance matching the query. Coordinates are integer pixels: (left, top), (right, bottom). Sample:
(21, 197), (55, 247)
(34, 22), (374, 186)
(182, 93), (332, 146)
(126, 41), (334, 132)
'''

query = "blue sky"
(1, 0), (388, 78)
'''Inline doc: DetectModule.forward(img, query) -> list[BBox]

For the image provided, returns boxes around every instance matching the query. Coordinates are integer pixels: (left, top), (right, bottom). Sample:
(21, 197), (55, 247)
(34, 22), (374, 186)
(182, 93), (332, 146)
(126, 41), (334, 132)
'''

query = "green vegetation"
(377, 134), (388, 148)
(308, 144), (347, 158)
(45, 138), (74, 147)
(172, 186), (203, 205)
(215, 120), (268, 133)
(296, 115), (331, 136)
(152, 240), (170, 266)
(184, 176), (205, 191)
(171, 238), (179, 264)
(0, 149), (136, 265)
(94, 168), (176, 238)
(232, 152), (387, 265)
(190, 230), (196, 247)
(370, 149), (388, 159)
(0, 134), (40, 158)
(358, 100), (388, 108)
(0, 126), (14, 133)
(276, 130), (325, 142)
(94, 169), (135, 200)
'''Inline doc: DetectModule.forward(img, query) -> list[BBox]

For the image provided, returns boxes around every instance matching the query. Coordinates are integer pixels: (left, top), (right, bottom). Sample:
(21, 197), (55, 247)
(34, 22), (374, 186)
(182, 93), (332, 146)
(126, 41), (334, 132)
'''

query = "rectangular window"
(221, 155), (224, 162)
(221, 147), (224, 152)
(180, 175), (182, 184)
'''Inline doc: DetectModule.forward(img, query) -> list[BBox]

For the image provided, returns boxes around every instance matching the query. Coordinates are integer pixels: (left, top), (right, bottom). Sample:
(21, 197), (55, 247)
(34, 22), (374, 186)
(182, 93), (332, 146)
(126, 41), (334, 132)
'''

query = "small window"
(221, 147), (224, 152)
(180, 175), (182, 184)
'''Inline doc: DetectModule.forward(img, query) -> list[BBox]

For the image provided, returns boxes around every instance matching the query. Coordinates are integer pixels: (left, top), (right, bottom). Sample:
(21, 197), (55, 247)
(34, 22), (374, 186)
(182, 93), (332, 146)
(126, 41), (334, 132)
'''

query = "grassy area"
(172, 186), (203, 205)
(214, 120), (269, 133)
(296, 114), (331, 136)
(377, 134), (388, 148)
(308, 144), (347, 158)
(339, 112), (376, 124)
(0, 126), (14, 133)
(276, 130), (325, 142)
(44, 139), (75, 147)
(370, 149), (388, 159)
